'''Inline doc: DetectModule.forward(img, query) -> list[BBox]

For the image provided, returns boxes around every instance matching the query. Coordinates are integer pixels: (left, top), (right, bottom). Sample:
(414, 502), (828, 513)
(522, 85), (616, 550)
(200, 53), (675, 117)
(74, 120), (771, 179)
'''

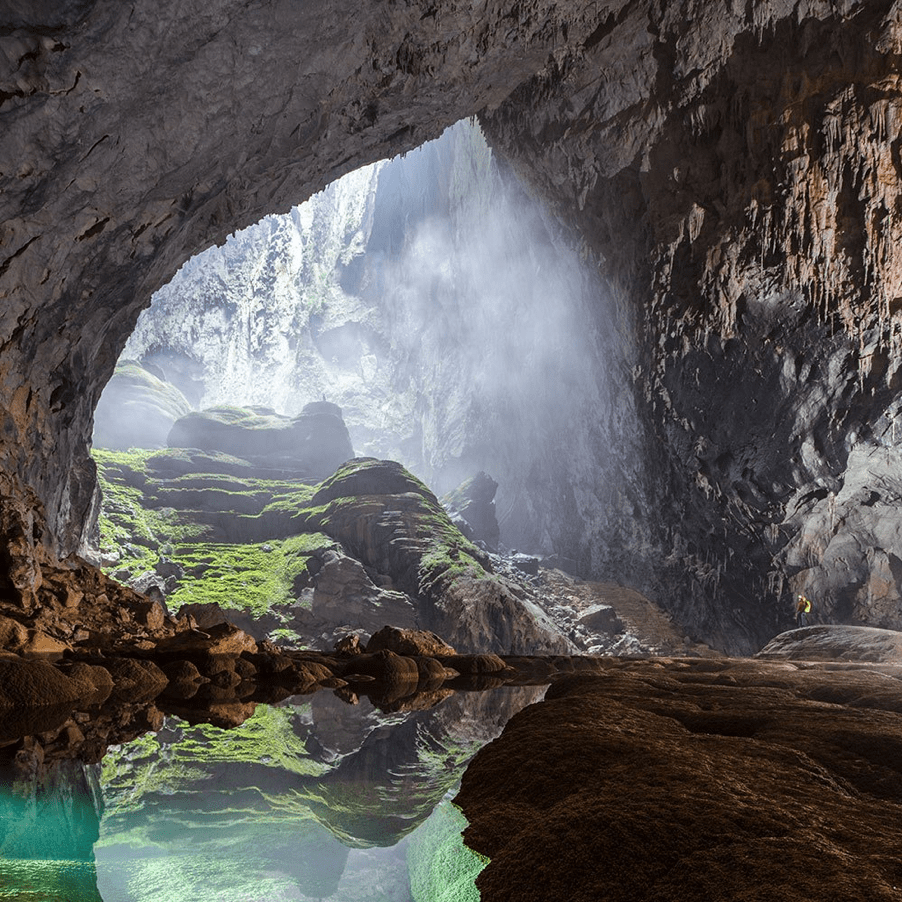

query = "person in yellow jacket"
(795, 594), (812, 628)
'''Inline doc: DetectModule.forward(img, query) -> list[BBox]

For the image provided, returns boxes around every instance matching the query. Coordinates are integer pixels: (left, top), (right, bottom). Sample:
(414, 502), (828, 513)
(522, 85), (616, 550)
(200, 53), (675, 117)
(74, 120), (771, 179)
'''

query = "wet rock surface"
(456, 642), (902, 902)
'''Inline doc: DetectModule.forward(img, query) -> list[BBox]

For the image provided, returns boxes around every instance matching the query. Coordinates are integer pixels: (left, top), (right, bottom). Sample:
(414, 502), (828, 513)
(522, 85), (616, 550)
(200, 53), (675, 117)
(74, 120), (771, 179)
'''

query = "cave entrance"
(91, 118), (628, 579)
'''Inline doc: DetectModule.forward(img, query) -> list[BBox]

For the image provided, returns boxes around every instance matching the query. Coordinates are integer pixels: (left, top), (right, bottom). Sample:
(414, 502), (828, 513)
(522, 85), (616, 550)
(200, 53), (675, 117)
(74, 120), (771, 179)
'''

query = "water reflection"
(0, 685), (541, 901)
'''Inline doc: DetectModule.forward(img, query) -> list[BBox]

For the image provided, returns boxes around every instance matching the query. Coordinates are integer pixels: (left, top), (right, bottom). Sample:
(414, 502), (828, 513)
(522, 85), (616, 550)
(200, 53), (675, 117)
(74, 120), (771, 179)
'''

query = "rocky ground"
(456, 627), (902, 902)
(90, 396), (713, 662)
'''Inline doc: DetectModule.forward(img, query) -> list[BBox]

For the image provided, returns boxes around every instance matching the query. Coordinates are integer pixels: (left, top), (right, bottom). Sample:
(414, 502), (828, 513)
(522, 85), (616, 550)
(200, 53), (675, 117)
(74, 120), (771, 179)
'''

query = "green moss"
(101, 705), (327, 820)
(407, 800), (487, 902)
(165, 532), (335, 616)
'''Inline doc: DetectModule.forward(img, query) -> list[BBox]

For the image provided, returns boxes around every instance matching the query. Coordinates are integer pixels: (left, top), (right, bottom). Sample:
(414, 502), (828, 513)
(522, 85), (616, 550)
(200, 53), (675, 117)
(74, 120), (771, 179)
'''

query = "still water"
(0, 686), (541, 902)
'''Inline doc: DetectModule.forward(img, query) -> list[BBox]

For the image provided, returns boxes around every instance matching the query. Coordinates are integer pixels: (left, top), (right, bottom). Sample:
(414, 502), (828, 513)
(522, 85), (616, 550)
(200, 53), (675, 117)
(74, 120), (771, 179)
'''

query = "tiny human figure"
(795, 594), (812, 628)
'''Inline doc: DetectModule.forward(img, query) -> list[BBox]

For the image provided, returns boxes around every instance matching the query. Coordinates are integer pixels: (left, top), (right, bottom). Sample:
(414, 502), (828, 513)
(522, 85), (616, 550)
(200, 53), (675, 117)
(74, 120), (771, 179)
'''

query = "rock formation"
(3, 2), (902, 651)
(92, 361), (191, 451)
(166, 401), (355, 479)
(456, 648), (902, 901)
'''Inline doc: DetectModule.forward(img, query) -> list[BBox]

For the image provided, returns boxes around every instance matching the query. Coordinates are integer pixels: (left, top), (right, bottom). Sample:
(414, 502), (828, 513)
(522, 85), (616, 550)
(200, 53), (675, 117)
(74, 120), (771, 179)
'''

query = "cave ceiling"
(2, 0), (902, 649)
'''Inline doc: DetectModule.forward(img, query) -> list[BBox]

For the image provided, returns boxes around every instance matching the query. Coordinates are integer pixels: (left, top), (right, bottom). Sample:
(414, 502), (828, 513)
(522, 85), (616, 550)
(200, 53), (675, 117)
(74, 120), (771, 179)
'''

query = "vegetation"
(165, 533), (334, 615)
(93, 448), (331, 617)
(407, 799), (488, 902)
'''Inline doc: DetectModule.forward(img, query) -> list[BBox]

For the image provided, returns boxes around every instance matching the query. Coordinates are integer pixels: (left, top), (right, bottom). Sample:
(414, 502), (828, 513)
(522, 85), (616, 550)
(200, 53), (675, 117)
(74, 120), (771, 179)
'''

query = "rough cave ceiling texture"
(2, 0), (902, 652)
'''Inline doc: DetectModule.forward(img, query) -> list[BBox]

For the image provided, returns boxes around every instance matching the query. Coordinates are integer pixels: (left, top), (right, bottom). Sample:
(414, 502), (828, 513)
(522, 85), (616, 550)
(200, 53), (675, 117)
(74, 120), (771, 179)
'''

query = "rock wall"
(4, 0), (902, 651)
(0, 0), (598, 560)
(482, 0), (902, 650)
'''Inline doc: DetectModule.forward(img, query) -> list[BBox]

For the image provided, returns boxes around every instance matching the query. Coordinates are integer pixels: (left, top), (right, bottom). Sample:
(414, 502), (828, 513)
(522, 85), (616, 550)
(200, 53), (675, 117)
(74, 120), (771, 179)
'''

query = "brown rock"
(366, 625), (456, 657)
(130, 599), (167, 632)
(104, 657), (169, 700)
(156, 622), (257, 658)
(457, 657), (902, 902)
(62, 662), (114, 701)
(0, 660), (88, 708)
(344, 649), (420, 685)
(333, 634), (363, 654)
(160, 659), (205, 684)
(20, 629), (70, 657)
(64, 588), (83, 609)
(435, 653), (507, 675)
(0, 615), (29, 652)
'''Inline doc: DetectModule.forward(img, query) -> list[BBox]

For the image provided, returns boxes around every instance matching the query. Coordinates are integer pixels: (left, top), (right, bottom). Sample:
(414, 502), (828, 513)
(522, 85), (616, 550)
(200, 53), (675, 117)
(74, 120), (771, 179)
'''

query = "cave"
(5, 1), (902, 654)
(5, 2), (902, 899)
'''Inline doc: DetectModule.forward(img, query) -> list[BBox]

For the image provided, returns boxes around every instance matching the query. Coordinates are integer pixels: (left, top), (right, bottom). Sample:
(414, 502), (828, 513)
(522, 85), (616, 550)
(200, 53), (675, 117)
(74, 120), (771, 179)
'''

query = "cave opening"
(90, 118), (637, 577)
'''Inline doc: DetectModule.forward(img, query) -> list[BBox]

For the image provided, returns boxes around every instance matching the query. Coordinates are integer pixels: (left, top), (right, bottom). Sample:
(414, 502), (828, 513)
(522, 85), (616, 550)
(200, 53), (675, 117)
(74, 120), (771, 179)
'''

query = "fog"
(100, 119), (638, 562)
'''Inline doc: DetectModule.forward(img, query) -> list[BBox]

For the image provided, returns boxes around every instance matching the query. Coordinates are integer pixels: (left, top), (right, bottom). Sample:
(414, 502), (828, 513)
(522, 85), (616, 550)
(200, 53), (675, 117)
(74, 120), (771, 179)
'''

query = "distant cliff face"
(2, 0), (902, 652)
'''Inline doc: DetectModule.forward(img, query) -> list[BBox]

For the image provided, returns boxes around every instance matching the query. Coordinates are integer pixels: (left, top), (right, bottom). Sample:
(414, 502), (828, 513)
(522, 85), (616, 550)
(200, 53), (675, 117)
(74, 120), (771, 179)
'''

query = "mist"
(99, 119), (641, 567)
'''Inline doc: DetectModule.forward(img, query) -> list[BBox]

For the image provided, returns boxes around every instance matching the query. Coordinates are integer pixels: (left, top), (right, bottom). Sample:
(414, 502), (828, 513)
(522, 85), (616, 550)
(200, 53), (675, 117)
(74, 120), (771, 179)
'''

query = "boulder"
(129, 599), (168, 632)
(0, 660), (90, 709)
(344, 649), (420, 687)
(175, 602), (233, 630)
(155, 622), (258, 658)
(442, 472), (500, 552)
(435, 653), (507, 675)
(92, 360), (191, 450)
(577, 604), (624, 636)
(366, 625), (456, 657)
(456, 657), (902, 902)
(167, 403), (354, 478)
(757, 625), (902, 663)
(104, 657), (170, 700)
(0, 615), (30, 652)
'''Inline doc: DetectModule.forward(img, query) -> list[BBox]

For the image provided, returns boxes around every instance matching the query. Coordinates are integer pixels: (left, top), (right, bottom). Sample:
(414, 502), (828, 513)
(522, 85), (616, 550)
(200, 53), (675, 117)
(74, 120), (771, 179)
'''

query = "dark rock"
(174, 602), (232, 631)
(509, 553), (539, 577)
(457, 656), (902, 901)
(576, 604), (623, 636)
(435, 653), (507, 675)
(333, 634), (363, 655)
(301, 459), (571, 654)
(343, 649), (420, 688)
(129, 599), (167, 632)
(442, 473), (500, 553)
(0, 661), (90, 709)
(104, 657), (169, 701)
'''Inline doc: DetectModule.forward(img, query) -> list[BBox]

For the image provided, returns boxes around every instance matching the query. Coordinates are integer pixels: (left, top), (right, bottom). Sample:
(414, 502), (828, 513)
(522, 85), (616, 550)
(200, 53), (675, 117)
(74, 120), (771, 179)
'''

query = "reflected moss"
(407, 799), (486, 902)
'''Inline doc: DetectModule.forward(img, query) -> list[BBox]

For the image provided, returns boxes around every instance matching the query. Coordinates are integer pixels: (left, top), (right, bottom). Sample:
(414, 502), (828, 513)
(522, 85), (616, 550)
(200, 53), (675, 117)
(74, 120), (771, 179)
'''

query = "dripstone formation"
(3, 2), (902, 651)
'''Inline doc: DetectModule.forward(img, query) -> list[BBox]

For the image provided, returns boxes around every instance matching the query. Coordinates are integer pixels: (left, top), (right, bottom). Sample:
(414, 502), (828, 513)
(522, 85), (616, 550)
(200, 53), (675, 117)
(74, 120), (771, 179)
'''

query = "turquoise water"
(0, 687), (537, 901)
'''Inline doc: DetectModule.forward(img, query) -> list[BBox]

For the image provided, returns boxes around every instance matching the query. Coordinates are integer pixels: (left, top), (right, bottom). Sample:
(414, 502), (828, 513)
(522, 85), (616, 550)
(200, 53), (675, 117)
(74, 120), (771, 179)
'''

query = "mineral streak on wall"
(3, 1), (902, 651)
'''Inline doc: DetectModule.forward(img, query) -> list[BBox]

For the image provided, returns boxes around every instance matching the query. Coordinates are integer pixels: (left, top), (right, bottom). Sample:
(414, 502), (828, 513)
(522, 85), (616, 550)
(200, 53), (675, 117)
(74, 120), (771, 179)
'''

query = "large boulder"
(299, 458), (573, 654)
(167, 402), (354, 478)
(365, 625), (456, 657)
(442, 472), (500, 552)
(93, 360), (192, 450)
(757, 625), (902, 663)
(457, 657), (902, 902)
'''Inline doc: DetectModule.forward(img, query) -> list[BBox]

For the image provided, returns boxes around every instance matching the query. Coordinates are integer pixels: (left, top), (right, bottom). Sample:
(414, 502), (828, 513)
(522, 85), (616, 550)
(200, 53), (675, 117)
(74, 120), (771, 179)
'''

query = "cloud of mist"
(101, 119), (639, 565)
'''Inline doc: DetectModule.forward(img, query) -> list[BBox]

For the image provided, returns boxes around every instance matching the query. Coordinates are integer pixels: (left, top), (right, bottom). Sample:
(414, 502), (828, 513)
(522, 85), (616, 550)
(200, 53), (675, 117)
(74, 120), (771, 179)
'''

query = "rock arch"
(2, 0), (902, 650)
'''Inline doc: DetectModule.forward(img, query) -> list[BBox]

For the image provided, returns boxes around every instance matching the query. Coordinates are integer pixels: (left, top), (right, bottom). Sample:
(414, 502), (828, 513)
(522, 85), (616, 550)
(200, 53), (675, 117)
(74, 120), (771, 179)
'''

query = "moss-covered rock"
(167, 402), (354, 479)
(298, 458), (570, 653)
(92, 360), (192, 451)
